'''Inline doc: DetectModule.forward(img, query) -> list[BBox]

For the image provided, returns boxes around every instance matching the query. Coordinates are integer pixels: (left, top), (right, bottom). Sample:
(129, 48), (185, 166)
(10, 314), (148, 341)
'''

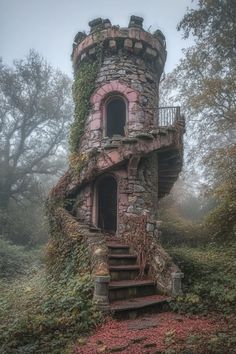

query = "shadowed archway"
(97, 175), (117, 232)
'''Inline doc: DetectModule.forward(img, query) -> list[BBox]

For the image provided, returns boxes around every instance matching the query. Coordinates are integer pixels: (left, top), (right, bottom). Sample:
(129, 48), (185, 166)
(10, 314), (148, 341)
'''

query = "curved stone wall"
(72, 17), (167, 155)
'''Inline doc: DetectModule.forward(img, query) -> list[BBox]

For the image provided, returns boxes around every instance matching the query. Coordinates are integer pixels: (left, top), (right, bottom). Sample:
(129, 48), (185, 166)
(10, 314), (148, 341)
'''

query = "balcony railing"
(157, 106), (181, 127)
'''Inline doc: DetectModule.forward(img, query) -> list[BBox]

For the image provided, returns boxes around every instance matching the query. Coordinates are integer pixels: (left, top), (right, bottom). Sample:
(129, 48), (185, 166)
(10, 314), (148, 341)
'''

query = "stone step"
(109, 280), (155, 301)
(107, 243), (130, 255)
(109, 265), (143, 281)
(89, 226), (101, 233)
(108, 254), (137, 265)
(110, 294), (171, 316)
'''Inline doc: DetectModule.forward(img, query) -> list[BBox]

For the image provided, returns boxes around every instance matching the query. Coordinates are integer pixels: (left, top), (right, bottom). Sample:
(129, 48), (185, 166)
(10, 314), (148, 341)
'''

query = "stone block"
(124, 38), (133, 51)
(146, 47), (157, 57)
(90, 119), (100, 131)
(88, 47), (96, 55)
(103, 18), (111, 28)
(81, 52), (87, 61)
(127, 205), (134, 213)
(134, 41), (143, 54)
(146, 222), (155, 232)
(129, 15), (144, 29)
(133, 184), (145, 192)
(129, 28), (141, 40)
(109, 39), (116, 50)
(127, 91), (138, 102)
(89, 18), (103, 32)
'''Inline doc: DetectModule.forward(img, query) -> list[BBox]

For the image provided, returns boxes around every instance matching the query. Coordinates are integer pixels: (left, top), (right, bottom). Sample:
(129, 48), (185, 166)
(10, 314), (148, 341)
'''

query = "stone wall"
(74, 185), (92, 223)
(74, 152), (160, 241)
(79, 57), (161, 155)
(72, 18), (166, 156)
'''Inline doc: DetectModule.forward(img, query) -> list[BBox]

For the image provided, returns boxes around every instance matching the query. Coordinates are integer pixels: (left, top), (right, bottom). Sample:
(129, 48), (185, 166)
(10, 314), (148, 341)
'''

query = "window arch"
(105, 96), (126, 137)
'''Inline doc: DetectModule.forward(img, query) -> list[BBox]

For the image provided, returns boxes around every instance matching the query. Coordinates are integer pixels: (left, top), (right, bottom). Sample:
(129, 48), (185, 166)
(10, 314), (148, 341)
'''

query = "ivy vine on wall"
(70, 59), (99, 153)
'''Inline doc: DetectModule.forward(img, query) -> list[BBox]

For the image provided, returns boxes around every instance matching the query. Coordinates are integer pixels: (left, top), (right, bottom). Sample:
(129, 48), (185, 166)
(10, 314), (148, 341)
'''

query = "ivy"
(70, 59), (99, 152)
(69, 152), (89, 176)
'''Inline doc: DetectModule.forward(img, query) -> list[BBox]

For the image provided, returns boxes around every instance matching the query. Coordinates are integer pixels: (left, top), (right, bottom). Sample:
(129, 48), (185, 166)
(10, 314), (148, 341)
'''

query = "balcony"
(157, 106), (184, 127)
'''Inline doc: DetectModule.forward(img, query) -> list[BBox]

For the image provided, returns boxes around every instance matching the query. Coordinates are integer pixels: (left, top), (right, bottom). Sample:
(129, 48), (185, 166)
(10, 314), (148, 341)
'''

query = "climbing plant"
(70, 59), (99, 153)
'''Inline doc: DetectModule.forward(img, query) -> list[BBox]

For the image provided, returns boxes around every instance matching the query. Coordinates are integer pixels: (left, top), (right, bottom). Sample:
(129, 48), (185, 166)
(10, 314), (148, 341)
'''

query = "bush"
(0, 270), (101, 354)
(0, 228), (102, 353)
(205, 181), (236, 242)
(159, 207), (208, 247)
(0, 237), (42, 279)
(169, 243), (236, 314)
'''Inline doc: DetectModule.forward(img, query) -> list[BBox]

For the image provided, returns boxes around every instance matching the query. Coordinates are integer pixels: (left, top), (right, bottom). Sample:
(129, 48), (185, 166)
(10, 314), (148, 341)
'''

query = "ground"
(74, 311), (234, 354)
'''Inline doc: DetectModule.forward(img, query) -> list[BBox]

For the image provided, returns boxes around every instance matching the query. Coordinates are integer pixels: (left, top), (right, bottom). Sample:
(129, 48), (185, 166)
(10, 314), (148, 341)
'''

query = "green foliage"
(0, 202), (101, 353)
(0, 237), (43, 279)
(160, 211), (206, 247)
(159, 194), (208, 247)
(0, 272), (101, 354)
(46, 235), (90, 281)
(161, 0), (236, 245)
(45, 203), (91, 280)
(70, 59), (98, 152)
(206, 331), (236, 354)
(1, 197), (49, 246)
(0, 238), (101, 354)
(169, 243), (236, 314)
(205, 178), (236, 242)
(178, 0), (236, 61)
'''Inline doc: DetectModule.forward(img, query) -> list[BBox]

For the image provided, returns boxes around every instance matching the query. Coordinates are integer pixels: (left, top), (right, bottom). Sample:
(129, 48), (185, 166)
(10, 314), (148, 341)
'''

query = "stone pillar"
(171, 272), (184, 296)
(93, 275), (111, 311)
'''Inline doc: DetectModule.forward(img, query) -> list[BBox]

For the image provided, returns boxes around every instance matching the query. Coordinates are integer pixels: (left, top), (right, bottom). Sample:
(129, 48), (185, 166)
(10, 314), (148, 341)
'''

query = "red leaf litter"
(74, 312), (225, 353)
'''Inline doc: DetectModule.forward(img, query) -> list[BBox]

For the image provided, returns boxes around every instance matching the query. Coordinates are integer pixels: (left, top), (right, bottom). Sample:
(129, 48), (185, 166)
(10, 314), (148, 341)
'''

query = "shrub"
(159, 207), (207, 247)
(205, 181), (236, 242)
(0, 237), (42, 279)
(169, 243), (236, 314)
(0, 270), (101, 354)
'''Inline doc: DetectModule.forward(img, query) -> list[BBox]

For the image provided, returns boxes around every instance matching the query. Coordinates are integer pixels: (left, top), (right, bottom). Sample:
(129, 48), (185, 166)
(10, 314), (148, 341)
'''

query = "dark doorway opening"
(106, 97), (126, 137)
(97, 175), (117, 232)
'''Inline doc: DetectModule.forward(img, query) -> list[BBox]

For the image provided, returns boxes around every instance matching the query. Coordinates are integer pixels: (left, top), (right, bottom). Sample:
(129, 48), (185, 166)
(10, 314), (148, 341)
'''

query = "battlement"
(72, 16), (167, 73)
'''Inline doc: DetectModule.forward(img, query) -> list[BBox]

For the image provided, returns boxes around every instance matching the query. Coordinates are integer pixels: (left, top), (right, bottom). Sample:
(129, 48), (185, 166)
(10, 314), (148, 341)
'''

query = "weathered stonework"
(49, 16), (185, 308)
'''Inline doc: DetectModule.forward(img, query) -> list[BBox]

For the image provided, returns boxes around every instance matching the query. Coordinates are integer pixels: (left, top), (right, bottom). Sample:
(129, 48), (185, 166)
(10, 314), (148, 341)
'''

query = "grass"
(0, 241), (101, 354)
(168, 242), (236, 314)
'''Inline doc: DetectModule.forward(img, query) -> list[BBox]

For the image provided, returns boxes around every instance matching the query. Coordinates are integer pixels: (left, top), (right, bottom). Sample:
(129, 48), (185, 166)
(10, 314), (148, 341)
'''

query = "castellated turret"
(72, 15), (167, 154)
(49, 16), (185, 312)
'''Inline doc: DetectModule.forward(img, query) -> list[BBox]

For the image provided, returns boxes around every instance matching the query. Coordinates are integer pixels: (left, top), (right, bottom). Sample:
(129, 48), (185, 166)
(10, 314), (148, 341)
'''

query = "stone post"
(171, 272), (184, 296)
(93, 275), (111, 311)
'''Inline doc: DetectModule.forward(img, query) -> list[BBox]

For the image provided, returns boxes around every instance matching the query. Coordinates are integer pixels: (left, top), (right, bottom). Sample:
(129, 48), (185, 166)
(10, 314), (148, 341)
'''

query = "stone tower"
(49, 16), (185, 313)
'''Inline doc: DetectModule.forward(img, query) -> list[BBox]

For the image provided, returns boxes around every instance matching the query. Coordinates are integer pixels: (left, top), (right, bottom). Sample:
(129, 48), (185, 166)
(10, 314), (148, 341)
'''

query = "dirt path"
(74, 312), (226, 353)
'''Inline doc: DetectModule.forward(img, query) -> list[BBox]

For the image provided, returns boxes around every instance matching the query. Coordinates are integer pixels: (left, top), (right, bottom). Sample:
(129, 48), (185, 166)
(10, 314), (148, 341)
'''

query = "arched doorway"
(97, 175), (117, 232)
(106, 97), (126, 137)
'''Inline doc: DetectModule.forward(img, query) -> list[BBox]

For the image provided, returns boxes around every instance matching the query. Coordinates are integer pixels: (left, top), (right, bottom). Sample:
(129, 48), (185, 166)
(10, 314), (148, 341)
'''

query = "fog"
(1, 0), (194, 76)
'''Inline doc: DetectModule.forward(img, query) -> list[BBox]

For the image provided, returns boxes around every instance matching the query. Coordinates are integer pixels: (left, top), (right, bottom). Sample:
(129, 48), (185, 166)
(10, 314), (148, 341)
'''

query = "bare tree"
(0, 50), (73, 215)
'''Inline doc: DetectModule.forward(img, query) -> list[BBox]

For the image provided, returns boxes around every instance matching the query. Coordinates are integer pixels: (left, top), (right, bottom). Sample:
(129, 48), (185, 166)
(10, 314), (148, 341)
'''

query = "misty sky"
(0, 0), (195, 77)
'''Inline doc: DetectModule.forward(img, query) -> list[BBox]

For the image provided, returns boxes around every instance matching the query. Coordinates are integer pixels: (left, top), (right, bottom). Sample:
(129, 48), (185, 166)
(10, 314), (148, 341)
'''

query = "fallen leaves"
(74, 311), (225, 353)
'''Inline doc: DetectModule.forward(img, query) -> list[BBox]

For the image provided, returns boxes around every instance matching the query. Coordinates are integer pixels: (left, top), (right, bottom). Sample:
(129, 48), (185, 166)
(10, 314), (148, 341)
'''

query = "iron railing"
(157, 106), (181, 127)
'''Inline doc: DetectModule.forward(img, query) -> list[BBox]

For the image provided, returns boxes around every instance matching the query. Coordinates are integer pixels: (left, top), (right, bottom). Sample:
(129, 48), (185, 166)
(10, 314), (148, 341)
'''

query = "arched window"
(106, 97), (126, 137)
